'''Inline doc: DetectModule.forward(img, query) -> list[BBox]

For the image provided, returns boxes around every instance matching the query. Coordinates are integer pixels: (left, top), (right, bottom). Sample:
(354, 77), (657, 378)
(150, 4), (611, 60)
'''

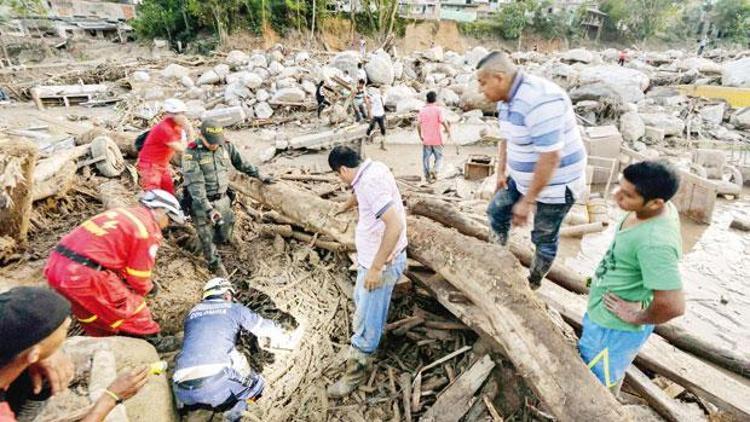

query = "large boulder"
(444, 51), (464, 67)
(272, 87), (306, 103)
(254, 102), (274, 119)
(422, 46), (444, 62)
(562, 48), (595, 64)
(130, 71), (150, 83)
(331, 51), (361, 81)
(294, 51), (310, 64)
(638, 112), (685, 136)
(160, 63), (189, 79)
(675, 57), (722, 74)
(275, 78), (298, 90)
(730, 107), (750, 129)
(396, 98), (425, 113)
(213, 64), (230, 80)
(438, 88), (460, 107)
(268, 61), (285, 76)
(393, 61), (404, 80)
(226, 50), (249, 68)
(619, 112), (645, 142)
(464, 46), (489, 67)
(699, 103), (725, 125)
(571, 65), (650, 103)
(645, 52), (671, 66)
(249, 53), (268, 69)
(225, 81), (251, 104)
(184, 100), (206, 119)
(601, 48), (619, 62)
(460, 75), (496, 112)
(365, 54), (394, 86)
(197, 70), (221, 86)
(256, 89), (270, 102)
(721, 57), (750, 87)
(241, 72), (263, 89)
(302, 80), (317, 95)
(384, 85), (417, 109)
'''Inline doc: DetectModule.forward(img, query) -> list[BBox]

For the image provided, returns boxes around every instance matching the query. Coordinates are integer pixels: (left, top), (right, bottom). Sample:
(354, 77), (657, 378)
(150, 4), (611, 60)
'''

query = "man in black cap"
(0, 287), (149, 421)
(182, 120), (275, 277)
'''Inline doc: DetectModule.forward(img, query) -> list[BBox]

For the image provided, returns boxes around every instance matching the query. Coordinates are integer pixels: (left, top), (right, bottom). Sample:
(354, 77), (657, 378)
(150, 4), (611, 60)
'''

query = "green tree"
(497, 0), (537, 40)
(712, 0), (750, 43)
(600, 0), (679, 40)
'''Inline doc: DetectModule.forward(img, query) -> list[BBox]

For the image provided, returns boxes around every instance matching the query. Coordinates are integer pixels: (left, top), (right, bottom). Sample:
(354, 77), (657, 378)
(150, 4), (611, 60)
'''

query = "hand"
(208, 209), (222, 224)
(495, 173), (508, 193)
(147, 280), (161, 298)
(604, 293), (643, 324)
(261, 175), (275, 185)
(28, 349), (74, 395)
(107, 366), (149, 402)
(268, 326), (304, 350)
(511, 198), (533, 227)
(364, 267), (384, 291)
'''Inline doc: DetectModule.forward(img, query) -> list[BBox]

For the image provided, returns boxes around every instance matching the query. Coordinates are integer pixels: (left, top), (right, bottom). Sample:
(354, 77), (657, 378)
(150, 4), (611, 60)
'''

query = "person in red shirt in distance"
(44, 190), (186, 337)
(137, 98), (195, 194)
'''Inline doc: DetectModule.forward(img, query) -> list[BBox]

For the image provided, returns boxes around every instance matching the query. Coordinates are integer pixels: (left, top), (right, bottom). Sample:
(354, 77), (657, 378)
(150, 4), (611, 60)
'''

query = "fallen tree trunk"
(407, 196), (750, 377)
(0, 138), (38, 245)
(98, 180), (136, 210)
(32, 160), (76, 201)
(237, 179), (628, 420)
(407, 216), (629, 421)
(257, 224), (350, 252)
(406, 196), (589, 294)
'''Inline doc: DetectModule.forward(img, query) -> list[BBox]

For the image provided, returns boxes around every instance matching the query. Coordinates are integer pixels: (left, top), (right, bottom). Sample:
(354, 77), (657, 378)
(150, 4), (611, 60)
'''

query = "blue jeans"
(422, 145), (443, 177)
(579, 313), (654, 388)
(173, 367), (264, 421)
(351, 252), (407, 354)
(486, 177), (574, 284)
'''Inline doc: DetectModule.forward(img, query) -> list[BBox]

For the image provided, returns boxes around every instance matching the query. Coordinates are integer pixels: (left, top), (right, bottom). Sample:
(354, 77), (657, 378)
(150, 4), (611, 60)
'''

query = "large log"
(407, 216), (629, 421)
(407, 196), (750, 377)
(419, 354), (495, 422)
(32, 160), (76, 201)
(237, 178), (628, 421)
(0, 138), (38, 245)
(537, 282), (750, 420)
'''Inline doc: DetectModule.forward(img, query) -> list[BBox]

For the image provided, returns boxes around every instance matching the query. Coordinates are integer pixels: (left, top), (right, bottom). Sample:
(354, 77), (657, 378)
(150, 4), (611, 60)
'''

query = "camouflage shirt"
(182, 141), (260, 211)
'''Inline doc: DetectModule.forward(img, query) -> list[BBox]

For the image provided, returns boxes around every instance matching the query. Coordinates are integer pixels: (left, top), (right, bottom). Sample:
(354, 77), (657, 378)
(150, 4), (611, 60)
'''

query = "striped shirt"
(497, 72), (587, 204)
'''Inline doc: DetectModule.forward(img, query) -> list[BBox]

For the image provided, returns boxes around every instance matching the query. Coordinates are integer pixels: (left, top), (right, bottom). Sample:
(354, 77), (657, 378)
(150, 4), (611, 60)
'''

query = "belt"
(175, 370), (226, 391)
(54, 245), (105, 272)
(207, 193), (225, 202)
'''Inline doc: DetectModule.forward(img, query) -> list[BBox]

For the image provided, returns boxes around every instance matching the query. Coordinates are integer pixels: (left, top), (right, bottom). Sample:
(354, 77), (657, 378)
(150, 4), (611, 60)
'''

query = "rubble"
(571, 65), (649, 103)
(721, 57), (750, 87)
(619, 111), (646, 142)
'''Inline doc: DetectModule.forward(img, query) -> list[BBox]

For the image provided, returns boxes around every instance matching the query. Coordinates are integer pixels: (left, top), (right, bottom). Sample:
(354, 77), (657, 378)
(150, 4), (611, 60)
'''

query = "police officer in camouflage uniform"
(182, 120), (274, 277)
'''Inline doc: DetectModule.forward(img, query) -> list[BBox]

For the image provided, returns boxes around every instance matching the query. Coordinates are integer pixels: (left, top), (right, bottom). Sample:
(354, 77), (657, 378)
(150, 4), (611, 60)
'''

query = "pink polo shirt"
(418, 104), (444, 146)
(351, 159), (408, 269)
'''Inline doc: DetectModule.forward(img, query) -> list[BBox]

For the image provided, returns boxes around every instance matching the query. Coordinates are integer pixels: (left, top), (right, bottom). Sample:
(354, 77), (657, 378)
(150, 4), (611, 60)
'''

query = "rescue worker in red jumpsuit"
(136, 98), (195, 194)
(44, 189), (186, 337)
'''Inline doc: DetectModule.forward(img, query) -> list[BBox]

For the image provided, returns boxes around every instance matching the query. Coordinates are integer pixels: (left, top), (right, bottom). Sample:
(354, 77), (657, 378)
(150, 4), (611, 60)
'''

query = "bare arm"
(369, 207), (403, 273)
(605, 290), (685, 325)
(522, 150), (560, 203)
(336, 194), (358, 214)
(495, 139), (508, 191)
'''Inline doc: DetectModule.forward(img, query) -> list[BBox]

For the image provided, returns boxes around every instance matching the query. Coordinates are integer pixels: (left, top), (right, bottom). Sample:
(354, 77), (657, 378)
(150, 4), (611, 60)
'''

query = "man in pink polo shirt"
(327, 146), (408, 398)
(417, 91), (452, 183)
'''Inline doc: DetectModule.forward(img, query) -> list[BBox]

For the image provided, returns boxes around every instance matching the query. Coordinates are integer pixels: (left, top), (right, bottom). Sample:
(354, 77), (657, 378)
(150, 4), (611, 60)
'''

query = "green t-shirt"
(587, 202), (683, 332)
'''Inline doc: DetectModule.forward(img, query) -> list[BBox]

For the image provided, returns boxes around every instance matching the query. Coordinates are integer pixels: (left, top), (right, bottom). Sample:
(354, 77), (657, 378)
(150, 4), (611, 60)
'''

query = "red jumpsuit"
(44, 207), (162, 337)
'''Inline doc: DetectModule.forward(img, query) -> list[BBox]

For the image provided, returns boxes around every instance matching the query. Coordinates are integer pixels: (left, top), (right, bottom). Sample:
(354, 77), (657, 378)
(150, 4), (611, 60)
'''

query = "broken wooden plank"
(419, 354), (495, 422)
(625, 366), (692, 422)
(400, 373), (412, 422)
(537, 282), (750, 420)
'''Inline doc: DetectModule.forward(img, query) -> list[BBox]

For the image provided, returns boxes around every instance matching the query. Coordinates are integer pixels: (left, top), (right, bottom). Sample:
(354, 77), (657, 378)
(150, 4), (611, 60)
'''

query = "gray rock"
(643, 126), (666, 144)
(438, 88), (460, 107)
(268, 61), (285, 76)
(444, 51), (464, 66)
(272, 87), (306, 102)
(639, 112), (684, 136)
(184, 100), (206, 119)
(294, 51), (310, 64)
(632, 140), (648, 151)
(562, 48), (595, 64)
(213, 64), (230, 80)
(396, 98), (425, 113)
(393, 61), (404, 80)
(328, 103), (348, 124)
(130, 71), (150, 83)
(385, 85), (417, 109)
(422, 46), (444, 62)
(275, 78), (298, 90)
(226, 50), (249, 68)
(463, 109), (484, 120)
(160, 63), (189, 79)
(675, 57), (722, 74)
(601, 48), (619, 62)
(365, 54), (394, 86)
(241, 72), (263, 89)
(249, 53), (268, 68)
(331, 51), (360, 81)
(259, 146), (277, 162)
(460, 75), (496, 113)
(571, 65), (650, 103)
(225, 81), (251, 104)
(179, 75), (194, 88)
(256, 89), (270, 102)
(619, 112), (645, 142)
(721, 57), (750, 87)
(254, 102), (273, 119)
(302, 80), (317, 95)
(197, 70), (221, 86)
(730, 107), (750, 129)
(700, 103), (725, 125)
(464, 46), (489, 67)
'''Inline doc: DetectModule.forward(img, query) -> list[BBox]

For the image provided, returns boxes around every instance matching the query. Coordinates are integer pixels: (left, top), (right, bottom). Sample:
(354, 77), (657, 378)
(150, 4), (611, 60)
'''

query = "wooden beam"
(624, 366), (692, 422)
(419, 354), (495, 422)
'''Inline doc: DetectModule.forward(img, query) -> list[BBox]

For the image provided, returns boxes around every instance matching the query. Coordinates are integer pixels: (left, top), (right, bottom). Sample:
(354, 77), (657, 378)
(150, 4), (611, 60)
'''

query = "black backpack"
(134, 130), (150, 152)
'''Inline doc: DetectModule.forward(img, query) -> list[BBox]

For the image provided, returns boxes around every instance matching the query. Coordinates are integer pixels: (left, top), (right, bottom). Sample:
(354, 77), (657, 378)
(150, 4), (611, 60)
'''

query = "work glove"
(265, 325), (304, 351)
(208, 209), (223, 225)
(260, 175), (275, 185)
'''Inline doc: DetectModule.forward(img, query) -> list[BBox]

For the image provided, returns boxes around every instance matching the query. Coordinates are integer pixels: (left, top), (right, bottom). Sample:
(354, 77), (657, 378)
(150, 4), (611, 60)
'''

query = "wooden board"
(419, 354), (495, 422)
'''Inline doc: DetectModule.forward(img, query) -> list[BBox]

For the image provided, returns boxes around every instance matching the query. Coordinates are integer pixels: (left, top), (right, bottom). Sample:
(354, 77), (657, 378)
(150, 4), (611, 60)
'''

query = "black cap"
(200, 120), (225, 145)
(0, 287), (71, 365)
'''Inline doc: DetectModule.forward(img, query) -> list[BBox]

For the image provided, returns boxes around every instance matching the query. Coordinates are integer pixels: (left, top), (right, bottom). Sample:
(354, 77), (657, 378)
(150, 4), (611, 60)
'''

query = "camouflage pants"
(191, 195), (235, 268)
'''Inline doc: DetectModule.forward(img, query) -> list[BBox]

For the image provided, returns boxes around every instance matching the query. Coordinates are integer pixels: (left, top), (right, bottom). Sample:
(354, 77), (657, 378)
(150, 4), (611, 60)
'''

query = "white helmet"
(203, 277), (235, 299)
(163, 98), (187, 114)
(139, 189), (186, 224)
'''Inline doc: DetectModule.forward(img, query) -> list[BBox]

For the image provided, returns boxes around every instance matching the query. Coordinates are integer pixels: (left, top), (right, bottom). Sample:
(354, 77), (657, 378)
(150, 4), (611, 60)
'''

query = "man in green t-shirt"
(579, 160), (686, 392)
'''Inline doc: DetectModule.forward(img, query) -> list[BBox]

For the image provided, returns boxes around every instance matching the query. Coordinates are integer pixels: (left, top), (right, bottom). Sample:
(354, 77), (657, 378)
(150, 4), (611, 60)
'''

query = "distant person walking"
(698, 38), (707, 56)
(360, 38), (367, 57)
(618, 50), (626, 66)
(353, 79), (368, 122)
(366, 87), (387, 150)
(316, 81), (331, 119)
(357, 63), (368, 85)
(417, 91), (452, 183)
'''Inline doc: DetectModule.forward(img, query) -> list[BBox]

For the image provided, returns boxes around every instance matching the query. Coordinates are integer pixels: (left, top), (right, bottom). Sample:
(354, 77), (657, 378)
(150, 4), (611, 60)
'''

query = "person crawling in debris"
(172, 278), (302, 421)
(580, 160), (685, 394)
(181, 120), (275, 277)
(0, 287), (150, 422)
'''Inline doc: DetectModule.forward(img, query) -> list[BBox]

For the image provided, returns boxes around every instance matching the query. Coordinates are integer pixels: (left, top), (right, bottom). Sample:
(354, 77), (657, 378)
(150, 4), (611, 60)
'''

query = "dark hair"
(426, 91), (437, 103)
(358, 79), (366, 85)
(328, 145), (362, 172)
(358, 63), (363, 68)
(622, 160), (680, 202)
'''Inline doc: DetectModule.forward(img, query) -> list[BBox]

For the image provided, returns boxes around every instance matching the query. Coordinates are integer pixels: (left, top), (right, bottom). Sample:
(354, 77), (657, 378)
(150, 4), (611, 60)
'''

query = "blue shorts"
(578, 313), (654, 388)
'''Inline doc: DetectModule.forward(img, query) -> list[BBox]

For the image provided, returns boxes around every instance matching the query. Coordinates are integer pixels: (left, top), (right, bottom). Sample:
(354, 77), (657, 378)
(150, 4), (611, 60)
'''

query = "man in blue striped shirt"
(477, 51), (587, 290)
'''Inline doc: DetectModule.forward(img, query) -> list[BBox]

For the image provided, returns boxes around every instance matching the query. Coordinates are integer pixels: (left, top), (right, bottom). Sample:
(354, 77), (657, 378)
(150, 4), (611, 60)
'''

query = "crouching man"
(172, 278), (301, 421)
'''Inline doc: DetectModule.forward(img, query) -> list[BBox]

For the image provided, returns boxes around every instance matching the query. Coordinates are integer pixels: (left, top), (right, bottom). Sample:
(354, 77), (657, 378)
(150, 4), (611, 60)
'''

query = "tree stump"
(0, 138), (38, 245)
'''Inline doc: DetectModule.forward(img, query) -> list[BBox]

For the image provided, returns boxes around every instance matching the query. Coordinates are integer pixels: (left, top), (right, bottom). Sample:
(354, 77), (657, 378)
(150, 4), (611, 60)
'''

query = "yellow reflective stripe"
(133, 301), (147, 314)
(110, 319), (124, 329)
(126, 267), (152, 278)
(77, 314), (98, 323)
(587, 348), (617, 388)
(116, 208), (149, 239)
(110, 301), (147, 328)
(81, 220), (107, 236)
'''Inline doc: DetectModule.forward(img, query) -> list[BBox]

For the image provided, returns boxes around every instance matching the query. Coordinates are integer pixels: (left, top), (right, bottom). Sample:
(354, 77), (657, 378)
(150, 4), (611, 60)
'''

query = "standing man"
(353, 79), (368, 122)
(618, 50), (627, 66)
(359, 38), (366, 57)
(326, 146), (408, 398)
(477, 51), (586, 290)
(315, 81), (331, 119)
(45, 190), (186, 337)
(137, 98), (195, 194)
(580, 161), (684, 392)
(417, 91), (452, 183)
(357, 63), (368, 85)
(698, 37), (707, 56)
(182, 120), (274, 277)
(173, 278), (301, 421)
(365, 86), (387, 150)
